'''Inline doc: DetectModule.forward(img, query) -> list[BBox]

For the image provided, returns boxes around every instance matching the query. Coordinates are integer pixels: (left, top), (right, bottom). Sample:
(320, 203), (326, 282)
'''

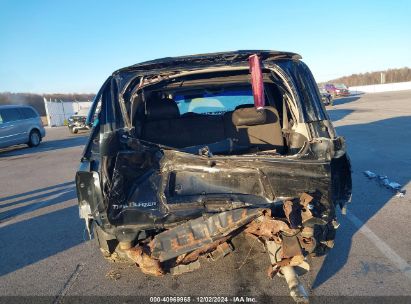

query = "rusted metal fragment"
(177, 237), (229, 264)
(150, 208), (263, 262)
(244, 214), (292, 239)
(299, 193), (314, 207)
(267, 256), (306, 278)
(277, 255), (305, 268)
(283, 201), (293, 222)
(281, 236), (302, 259)
(126, 246), (164, 276)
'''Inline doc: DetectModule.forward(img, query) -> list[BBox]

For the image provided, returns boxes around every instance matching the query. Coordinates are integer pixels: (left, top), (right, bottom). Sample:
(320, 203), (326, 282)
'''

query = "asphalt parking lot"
(1, 91), (411, 302)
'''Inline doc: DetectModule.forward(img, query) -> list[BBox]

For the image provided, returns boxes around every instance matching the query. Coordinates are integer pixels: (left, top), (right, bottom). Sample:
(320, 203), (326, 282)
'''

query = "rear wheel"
(28, 129), (41, 147)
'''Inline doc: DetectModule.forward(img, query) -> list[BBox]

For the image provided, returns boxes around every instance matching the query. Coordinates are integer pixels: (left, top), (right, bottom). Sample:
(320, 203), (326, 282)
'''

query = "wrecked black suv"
(76, 51), (351, 302)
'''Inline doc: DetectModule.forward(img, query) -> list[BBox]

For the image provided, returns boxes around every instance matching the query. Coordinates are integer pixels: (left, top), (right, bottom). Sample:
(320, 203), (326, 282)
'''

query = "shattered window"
(174, 88), (254, 115)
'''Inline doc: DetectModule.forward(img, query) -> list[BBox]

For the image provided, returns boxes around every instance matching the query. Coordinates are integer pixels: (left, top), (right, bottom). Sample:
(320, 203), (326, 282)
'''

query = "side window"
(19, 107), (37, 119)
(1, 108), (23, 122)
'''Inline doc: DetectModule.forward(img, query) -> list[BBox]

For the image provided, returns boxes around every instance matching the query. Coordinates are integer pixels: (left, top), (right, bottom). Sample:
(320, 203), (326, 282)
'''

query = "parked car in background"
(75, 51), (352, 302)
(324, 83), (350, 97)
(0, 105), (46, 149)
(319, 87), (333, 105)
(68, 108), (90, 134)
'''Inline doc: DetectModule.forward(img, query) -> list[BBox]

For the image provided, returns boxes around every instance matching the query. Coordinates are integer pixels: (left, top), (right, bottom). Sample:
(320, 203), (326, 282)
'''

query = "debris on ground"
(363, 170), (406, 197)
(364, 171), (377, 179)
(105, 269), (121, 280)
(395, 192), (406, 198)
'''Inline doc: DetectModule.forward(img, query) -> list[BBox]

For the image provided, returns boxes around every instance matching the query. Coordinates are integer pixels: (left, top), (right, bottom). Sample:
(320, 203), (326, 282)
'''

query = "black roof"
(114, 50), (301, 75)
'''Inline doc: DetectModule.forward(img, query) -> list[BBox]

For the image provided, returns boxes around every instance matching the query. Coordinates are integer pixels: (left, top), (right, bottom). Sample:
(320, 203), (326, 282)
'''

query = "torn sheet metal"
(104, 192), (338, 304)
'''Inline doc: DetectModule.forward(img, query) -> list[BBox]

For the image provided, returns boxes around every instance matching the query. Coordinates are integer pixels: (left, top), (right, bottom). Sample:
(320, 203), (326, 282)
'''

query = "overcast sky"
(1, 0), (410, 93)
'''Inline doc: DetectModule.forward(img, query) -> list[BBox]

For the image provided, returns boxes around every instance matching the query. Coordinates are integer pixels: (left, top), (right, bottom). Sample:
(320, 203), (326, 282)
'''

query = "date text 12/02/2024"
(149, 296), (257, 303)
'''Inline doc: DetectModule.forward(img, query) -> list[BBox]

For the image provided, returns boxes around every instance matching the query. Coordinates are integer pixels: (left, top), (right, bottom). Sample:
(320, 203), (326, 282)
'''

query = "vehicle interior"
(130, 69), (309, 156)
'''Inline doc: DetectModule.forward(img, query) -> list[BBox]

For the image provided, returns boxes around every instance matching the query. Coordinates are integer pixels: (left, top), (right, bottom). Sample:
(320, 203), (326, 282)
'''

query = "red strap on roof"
(248, 54), (265, 110)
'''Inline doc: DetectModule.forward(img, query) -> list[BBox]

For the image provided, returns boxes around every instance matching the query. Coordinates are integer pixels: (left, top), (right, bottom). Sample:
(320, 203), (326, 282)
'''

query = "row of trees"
(327, 67), (411, 87)
(0, 93), (95, 116)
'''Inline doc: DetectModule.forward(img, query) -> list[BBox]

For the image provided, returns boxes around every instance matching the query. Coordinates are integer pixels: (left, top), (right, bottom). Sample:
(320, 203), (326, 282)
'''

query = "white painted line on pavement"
(347, 210), (411, 280)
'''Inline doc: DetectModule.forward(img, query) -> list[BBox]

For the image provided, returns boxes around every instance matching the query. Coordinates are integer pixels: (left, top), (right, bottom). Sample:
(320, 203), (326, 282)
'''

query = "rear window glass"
(0, 108), (23, 122)
(174, 87), (254, 115)
(19, 107), (38, 119)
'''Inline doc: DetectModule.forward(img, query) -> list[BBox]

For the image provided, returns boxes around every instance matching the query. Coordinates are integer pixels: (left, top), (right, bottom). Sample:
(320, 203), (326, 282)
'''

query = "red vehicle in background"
(324, 83), (350, 97)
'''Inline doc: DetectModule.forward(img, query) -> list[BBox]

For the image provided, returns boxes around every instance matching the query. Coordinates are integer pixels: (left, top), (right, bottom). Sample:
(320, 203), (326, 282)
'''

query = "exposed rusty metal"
(125, 246), (164, 276)
(123, 193), (322, 279)
(281, 235), (303, 259)
(244, 213), (294, 239)
(108, 193), (336, 304)
(149, 208), (263, 262)
(177, 237), (230, 265)
(300, 193), (314, 206)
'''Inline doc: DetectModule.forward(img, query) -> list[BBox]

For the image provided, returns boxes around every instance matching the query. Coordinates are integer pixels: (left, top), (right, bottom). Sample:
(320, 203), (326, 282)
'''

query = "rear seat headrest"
(232, 106), (279, 126)
(232, 107), (267, 126)
(146, 97), (180, 121)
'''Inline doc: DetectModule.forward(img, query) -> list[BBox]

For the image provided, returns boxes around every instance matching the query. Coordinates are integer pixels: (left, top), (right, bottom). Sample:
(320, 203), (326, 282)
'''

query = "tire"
(28, 129), (41, 147)
(69, 127), (78, 134)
